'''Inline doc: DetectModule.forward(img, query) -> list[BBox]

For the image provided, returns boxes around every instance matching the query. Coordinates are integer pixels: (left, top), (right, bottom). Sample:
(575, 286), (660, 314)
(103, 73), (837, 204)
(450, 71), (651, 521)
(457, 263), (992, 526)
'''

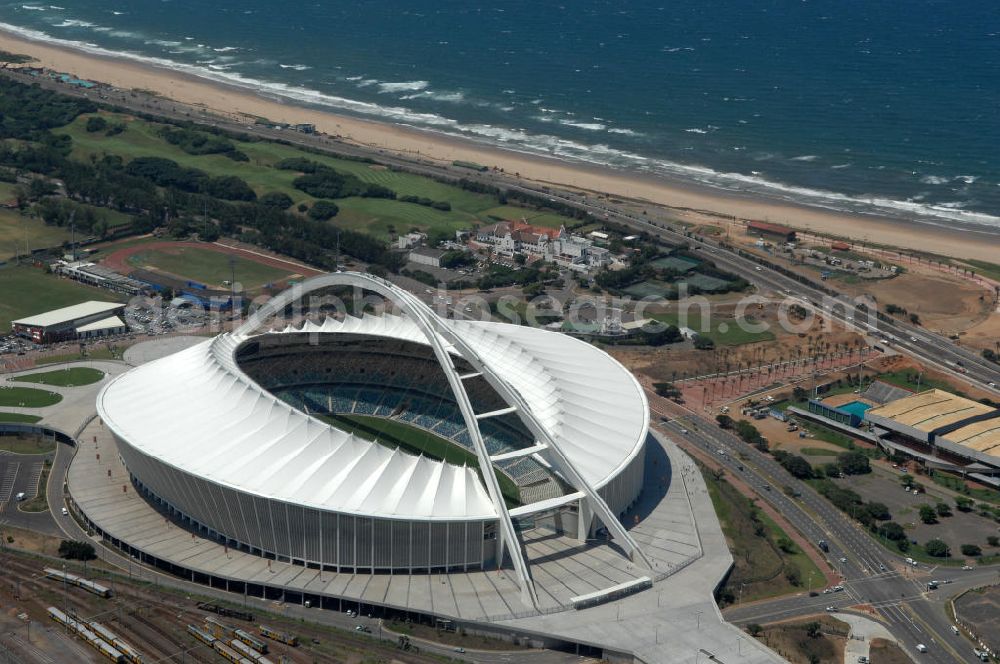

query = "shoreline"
(1, 29), (999, 263)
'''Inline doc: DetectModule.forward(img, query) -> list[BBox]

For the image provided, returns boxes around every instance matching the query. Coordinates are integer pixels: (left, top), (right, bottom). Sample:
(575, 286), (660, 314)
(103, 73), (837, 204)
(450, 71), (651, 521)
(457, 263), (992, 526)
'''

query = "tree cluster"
(58, 539), (96, 561)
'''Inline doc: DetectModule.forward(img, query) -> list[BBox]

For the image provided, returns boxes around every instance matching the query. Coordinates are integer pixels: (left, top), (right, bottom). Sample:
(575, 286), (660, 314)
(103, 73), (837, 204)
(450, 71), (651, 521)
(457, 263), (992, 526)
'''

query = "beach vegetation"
(924, 538), (950, 558)
(0, 50), (33, 64)
(85, 116), (107, 133)
(160, 126), (247, 161)
(307, 199), (339, 221)
(259, 191), (294, 209)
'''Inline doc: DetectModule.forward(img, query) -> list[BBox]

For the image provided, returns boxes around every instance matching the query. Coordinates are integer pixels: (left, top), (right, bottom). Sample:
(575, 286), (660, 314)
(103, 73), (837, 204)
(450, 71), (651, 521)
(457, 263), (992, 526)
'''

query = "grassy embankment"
(0, 435), (55, 454)
(701, 461), (825, 603)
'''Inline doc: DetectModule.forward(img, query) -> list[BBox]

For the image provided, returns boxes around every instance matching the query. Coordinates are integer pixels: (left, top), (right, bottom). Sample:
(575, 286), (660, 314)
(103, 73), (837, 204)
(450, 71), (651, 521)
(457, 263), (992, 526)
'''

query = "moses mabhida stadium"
(95, 272), (653, 608)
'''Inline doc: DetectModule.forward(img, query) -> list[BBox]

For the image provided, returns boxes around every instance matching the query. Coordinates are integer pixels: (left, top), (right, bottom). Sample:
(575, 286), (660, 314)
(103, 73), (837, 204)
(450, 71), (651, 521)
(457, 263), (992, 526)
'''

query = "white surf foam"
(376, 80), (428, 93)
(0, 19), (995, 232)
(559, 120), (606, 131)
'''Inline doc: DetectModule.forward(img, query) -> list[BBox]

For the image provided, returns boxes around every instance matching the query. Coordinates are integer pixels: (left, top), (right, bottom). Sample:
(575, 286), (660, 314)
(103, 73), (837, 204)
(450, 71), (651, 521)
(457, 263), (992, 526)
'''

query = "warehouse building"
(865, 389), (1000, 484)
(12, 301), (127, 343)
(747, 220), (797, 243)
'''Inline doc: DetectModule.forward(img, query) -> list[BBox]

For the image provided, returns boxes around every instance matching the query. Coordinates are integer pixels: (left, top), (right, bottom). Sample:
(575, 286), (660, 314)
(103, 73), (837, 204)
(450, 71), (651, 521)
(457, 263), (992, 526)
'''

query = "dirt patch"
(959, 311), (1000, 355)
(852, 271), (992, 334)
(869, 638), (913, 664)
(754, 615), (849, 664)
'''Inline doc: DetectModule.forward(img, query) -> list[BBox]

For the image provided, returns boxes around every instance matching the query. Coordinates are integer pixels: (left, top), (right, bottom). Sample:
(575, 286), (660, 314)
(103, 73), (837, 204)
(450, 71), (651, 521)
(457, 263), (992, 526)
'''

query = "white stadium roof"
(98, 297), (647, 523)
(13, 300), (123, 328)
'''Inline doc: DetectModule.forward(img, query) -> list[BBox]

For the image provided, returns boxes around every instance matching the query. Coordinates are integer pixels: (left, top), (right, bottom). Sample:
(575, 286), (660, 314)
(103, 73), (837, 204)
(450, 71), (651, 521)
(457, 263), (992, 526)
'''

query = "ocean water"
(2, 0), (999, 231)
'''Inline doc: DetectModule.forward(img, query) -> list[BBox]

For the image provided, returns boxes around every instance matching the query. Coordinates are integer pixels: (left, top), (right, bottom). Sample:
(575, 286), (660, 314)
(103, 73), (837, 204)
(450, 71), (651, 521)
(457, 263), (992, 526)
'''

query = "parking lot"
(0, 456), (43, 511)
(829, 467), (1000, 556)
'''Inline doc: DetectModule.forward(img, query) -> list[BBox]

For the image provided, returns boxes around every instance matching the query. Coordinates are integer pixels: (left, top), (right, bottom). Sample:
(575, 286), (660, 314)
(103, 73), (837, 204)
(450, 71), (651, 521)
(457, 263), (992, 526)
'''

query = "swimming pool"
(838, 400), (872, 418)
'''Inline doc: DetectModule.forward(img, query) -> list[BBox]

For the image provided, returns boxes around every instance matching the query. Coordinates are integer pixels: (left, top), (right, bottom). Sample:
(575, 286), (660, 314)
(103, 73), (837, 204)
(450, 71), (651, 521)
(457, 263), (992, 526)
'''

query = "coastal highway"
(651, 404), (985, 663)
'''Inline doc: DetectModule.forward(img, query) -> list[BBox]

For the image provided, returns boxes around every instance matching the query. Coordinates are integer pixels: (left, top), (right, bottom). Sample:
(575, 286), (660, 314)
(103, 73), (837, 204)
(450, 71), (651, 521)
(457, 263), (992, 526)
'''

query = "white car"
(755, 266), (762, 271)
(910, 336), (918, 342)
(61, 507), (69, 516)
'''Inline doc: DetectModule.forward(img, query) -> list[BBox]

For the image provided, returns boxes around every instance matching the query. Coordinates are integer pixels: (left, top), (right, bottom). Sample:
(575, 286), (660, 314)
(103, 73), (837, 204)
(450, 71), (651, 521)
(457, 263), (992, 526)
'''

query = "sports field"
(13, 367), (104, 387)
(0, 265), (125, 332)
(322, 413), (520, 505)
(125, 245), (293, 289)
(58, 113), (579, 241)
(0, 386), (62, 408)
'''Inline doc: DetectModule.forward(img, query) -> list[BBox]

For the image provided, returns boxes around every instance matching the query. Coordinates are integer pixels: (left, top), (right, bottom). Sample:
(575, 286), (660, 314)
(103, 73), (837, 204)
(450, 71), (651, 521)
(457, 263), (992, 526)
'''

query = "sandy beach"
(1, 29), (999, 263)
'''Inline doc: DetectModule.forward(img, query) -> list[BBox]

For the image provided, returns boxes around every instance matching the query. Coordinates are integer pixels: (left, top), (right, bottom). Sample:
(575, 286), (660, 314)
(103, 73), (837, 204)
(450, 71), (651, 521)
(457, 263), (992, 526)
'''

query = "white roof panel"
(97, 307), (647, 521)
(14, 301), (123, 328)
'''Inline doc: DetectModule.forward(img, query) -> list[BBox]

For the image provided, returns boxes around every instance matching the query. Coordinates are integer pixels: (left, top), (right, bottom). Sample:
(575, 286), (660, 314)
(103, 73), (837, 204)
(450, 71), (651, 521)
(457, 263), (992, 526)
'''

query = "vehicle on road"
(825, 606), (836, 612)
(916, 643), (927, 653)
(61, 507), (68, 515)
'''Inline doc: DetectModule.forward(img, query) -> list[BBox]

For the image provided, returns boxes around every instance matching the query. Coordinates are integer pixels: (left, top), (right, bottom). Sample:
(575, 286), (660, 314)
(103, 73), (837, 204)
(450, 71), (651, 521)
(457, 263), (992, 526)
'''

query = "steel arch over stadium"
(98, 272), (650, 606)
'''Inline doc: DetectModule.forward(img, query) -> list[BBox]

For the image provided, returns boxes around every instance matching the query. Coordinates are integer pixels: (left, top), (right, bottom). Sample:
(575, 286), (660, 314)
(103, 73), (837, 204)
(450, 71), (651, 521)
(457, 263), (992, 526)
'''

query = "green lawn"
(13, 367), (104, 387)
(321, 413), (520, 505)
(0, 386), (62, 408)
(649, 311), (775, 346)
(126, 245), (293, 288)
(0, 412), (42, 424)
(58, 112), (579, 240)
(0, 265), (126, 333)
